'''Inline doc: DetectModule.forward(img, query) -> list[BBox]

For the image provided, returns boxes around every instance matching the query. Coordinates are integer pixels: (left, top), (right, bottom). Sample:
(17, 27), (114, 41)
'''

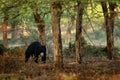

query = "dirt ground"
(31, 60), (120, 80)
(0, 56), (120, 80)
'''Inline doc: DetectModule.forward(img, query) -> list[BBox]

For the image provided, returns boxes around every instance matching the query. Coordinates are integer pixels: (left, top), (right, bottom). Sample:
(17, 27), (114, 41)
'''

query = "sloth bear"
(25, 41), (46, 63)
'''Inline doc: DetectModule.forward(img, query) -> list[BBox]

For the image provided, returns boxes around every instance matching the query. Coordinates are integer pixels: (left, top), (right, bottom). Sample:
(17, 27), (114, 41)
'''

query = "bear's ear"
(40, 52), (44, 56)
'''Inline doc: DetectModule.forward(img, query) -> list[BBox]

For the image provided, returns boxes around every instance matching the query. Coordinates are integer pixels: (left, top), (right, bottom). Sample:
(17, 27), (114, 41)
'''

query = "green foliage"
(108, 0), (120, 3)
(0, 74), (11, 80)
(113, 47), (120, 59)
(82, 45), (107, 57)
(63, 38), (120, 60)
(0, 74), (19, 80)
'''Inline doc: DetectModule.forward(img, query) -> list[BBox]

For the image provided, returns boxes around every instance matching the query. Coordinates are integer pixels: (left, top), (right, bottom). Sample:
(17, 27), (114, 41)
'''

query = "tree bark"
(101, 1), (116, 60)
(51, 1), (63, 69)
(75, 1), (84, 64)
(2, 16), (8, 47)
(33, 10), (46, 46)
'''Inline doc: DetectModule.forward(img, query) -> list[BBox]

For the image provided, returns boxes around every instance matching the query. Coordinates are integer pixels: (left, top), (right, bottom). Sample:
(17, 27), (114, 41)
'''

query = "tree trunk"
(51, 1), (63, 69)
(65, 17), (73, 45)
(75, 2), (84, 64)
(109, 3), (116, 34)
(33, 10), (46, 46)
(101, 1), (116, 60)
(11, 20), (17, 38)
(2, 17), (8, 47)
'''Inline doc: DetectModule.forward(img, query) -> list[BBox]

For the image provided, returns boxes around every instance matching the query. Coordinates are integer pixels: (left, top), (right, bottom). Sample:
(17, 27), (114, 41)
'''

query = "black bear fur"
(25, 41), (46, 63)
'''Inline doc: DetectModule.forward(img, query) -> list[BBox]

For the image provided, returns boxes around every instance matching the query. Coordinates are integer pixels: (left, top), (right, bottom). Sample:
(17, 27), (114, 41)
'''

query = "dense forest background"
(0, 0), (120, 47)
(0, 0), (120, 80)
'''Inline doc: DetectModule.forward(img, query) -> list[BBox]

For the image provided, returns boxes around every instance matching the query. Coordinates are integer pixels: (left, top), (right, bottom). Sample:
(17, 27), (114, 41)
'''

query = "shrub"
(8, 47), (25, 58)
(63, 37), (87, 58)
(0, 44), (7, 55)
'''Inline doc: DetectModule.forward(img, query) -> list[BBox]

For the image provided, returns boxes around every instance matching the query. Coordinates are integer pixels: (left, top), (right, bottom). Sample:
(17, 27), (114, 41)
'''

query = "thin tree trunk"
(65, 17), (73, 45)
(101, 1), (115, 60)
(11, 20), (17, 38)
(51, 1), (63, 69)
(75, 1), (84, 64)
(33, 10), (46, 46)
(2, 17), (8, 47)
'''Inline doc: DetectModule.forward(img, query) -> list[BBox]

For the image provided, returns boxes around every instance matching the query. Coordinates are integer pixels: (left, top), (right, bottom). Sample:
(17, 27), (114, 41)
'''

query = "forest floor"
(0, 56), (120, 80)
(28, 60), (120, 80)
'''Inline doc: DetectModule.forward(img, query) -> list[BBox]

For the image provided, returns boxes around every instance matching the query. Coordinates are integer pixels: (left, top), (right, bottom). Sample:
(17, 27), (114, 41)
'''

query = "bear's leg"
(34, 54), (39, 63)
(25, 53), (31, 62)
(41, 53), (46, 63)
